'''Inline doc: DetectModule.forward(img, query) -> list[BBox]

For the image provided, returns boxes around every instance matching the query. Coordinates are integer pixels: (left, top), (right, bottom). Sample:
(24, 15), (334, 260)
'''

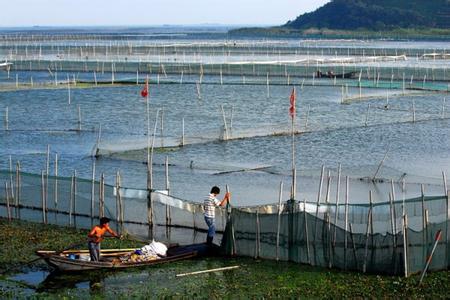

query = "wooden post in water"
(54, 154), (58, 221)
(365, 104), (370, 127)
(303, 197), (311, 264)
(69, 173), (74, 226)
(412, 100), (416, 123)
(165, 156), (170, 193)
(41, 170), (47, 224)
(15, 161), (21, 219)
(5, 182), (11, 221)
(181, 118), (185, 146)
(90, 160), (96, 227)
(77, 105), (82, 132)
(304, 105), (310, 131)
(116, 171), (122, 233)
(363, 190), (373, 273)
(344, 176), (349, 270)
(314, 165), (325, 244)
(402, 214), (409, 277)
(442, 98), (446, 119)
(99, 173), (105, 218)
(333, 164), (341, 246)
(255, 210), (260, 259)
(443, 171), (449, 267)
(276, 181), (283, 261)
(4, 106), (8, 131)
(67, 74), (71, 105)
(73, 170), (77, 228)
(421, 184), (426, 264)
(220, 105), (229, 141)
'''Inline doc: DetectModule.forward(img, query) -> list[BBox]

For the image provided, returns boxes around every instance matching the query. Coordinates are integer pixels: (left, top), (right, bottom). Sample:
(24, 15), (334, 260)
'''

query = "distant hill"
(285, 0), (450, 30)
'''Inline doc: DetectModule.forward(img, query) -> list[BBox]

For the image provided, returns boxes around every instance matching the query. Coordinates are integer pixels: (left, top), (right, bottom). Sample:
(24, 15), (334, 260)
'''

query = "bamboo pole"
(403, 214), (409, 277)
(69, 173), (74, 226)
(41, 170), (46, 224)
(90, 160), (96, 226)
(349, 223), (358, 270)
(255, 210), (260, 259)
(221, 105), (229, 141)
(5, 182), (11, 221)
(390, 179), (398, 242)
(333, 163), (341, 246)
(276, 181), (283, 261)
(344, 176), (349, 270)
(4, 106), (8, 131)
(116, 171), (122, 233)
(99, 173), (105, 218)
(314, 165), (325, 243)
(67, 74), (71, 105)
(54, 153), (58, 221)
(363, 190), (373, 273)
(418, 230), (442, 285)
(77, 105), (81, 131)
(304, 197), (311, 264)
(73, 170), (77, 228)
(15, 161), (20, 219)
(444, 171), (449, 268)
(421, 184), (426, 264)
(181, 118), (185, 146)
(176, 266), (239, 277)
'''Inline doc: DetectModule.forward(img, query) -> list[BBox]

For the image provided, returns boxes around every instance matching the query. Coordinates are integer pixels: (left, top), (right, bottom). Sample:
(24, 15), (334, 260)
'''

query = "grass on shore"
(1, 218), (449, 298)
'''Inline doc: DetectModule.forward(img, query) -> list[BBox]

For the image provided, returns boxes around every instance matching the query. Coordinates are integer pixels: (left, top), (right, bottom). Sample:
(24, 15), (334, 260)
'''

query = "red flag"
(140, 79), (149, 98)
(289, 87), (296, 118)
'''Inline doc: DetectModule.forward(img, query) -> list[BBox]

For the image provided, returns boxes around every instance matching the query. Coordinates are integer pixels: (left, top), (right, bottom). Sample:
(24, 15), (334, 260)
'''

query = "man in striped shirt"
(204, 186), (230, 245)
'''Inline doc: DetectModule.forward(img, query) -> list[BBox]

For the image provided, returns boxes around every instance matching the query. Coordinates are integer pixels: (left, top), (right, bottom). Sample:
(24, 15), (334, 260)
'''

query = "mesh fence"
(0, 169), (448, 275)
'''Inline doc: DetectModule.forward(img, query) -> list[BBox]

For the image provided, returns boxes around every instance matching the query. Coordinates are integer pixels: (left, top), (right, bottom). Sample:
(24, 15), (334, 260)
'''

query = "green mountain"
(285, 0), (450, 30)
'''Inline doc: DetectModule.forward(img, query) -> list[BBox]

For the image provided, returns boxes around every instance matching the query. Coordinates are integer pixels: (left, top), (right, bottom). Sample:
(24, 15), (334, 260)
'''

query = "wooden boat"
(36, 246), (198, 272)
(316, 71), (357, 79)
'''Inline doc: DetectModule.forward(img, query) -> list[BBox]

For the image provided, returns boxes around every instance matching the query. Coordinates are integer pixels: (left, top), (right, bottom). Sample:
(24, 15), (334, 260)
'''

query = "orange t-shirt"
(88, 224), (117, 243)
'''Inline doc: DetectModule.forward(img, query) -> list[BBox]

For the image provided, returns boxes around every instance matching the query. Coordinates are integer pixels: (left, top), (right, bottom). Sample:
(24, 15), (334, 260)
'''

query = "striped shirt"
(204, 194), (221, 218)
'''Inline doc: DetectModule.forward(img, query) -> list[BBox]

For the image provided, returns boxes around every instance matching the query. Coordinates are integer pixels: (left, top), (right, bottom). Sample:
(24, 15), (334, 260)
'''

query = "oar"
(0, 240), (86, 275)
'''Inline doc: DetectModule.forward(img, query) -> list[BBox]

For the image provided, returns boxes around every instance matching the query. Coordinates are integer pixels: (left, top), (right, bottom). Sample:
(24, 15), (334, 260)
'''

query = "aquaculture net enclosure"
(0, 170), (449, 276)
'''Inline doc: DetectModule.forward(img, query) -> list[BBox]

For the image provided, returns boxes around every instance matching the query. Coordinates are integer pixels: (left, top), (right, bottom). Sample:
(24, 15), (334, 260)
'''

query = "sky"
(1, 0), (330, 27)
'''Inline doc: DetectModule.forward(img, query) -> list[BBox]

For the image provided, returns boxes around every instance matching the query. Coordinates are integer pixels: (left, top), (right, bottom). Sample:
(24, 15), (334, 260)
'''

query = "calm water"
(0, 30), (449, 206)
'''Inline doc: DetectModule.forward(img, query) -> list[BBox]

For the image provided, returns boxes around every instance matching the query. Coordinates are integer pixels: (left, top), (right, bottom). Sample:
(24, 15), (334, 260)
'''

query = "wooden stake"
(181, 118), (185, 146)
(4, 106), (8, 131)
(349, 223), (359, 270)
(344, 176), (349, 270)
(276, 181), (283, 261)
(304, 197), (311, 264)
(54, 153), (58, 215)
(333, 163), (341, 246)
(5, 182), (11, 221)
(314, 165), (325, 243)
(15, 161), (20, 219)
(41, 170), (46, 224)
(99, 173), (105, 218)
(255, 210), (260, 259)
(403, 214), (409, 277)
(69, 173), (74, 226)
(363, 190), (373, 273)
(90, 160), (96, 226)
(77, 105), (81, 131)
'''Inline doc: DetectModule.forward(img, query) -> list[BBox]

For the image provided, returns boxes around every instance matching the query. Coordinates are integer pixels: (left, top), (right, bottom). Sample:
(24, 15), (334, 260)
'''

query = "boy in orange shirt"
(88, 217), (121, 261)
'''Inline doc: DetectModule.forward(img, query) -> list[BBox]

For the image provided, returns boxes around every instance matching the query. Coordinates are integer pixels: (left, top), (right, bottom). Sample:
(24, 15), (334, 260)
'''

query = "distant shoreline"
(228, 27), (450, 41)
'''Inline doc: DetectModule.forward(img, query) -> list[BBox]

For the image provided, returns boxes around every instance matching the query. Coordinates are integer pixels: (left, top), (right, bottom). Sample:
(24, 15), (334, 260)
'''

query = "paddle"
(0, 240), (86, 275)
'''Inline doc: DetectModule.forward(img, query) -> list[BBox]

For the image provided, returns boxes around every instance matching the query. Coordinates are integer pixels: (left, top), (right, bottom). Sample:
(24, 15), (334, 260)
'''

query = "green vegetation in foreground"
(1, 218), (450, 298)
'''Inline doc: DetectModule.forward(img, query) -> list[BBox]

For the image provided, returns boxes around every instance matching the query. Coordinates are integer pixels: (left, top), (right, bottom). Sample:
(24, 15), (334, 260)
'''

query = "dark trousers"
(88, 241), (100, 261)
